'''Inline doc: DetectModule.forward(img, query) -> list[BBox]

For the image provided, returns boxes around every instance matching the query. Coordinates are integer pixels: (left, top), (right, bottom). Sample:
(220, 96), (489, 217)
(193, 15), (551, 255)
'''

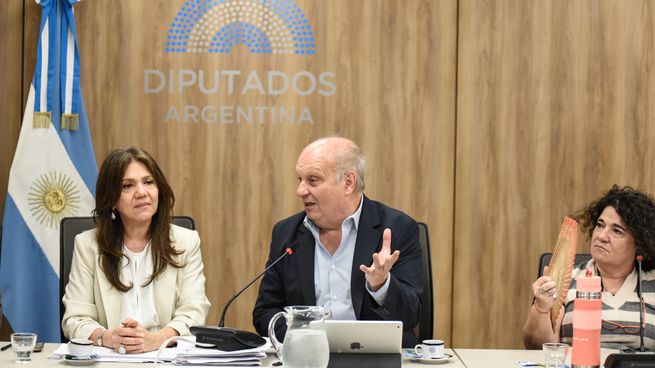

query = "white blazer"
(62, 224), (211, 340)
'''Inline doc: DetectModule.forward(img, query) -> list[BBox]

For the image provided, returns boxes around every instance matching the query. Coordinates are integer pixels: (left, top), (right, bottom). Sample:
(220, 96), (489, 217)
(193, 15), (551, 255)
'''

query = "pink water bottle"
(571, 269), (601, 368)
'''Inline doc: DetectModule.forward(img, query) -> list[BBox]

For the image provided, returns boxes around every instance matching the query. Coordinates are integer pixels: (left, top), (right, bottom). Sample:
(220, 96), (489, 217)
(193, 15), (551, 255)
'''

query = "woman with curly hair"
(523, 185), (655, 350)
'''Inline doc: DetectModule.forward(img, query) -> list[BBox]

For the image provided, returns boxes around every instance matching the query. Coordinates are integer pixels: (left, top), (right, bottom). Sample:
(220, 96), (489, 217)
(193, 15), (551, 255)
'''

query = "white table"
(0, 343), (463, 367)
(454, 348), (619, 368)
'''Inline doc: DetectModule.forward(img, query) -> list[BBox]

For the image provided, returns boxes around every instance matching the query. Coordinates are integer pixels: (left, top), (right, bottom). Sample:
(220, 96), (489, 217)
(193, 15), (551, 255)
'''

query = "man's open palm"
(359, 228), (400, 291)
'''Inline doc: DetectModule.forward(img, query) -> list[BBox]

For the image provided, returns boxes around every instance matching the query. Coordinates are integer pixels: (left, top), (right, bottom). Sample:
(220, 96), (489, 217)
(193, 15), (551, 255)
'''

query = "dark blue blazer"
(252, 195), (423, 347)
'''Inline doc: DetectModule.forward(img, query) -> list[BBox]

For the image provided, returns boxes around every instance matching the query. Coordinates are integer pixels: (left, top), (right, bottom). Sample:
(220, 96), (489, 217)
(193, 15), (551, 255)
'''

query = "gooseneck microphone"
(219, 243), (297, 327)
(636, 253), (645, 352)
(191, 242), (298, 351)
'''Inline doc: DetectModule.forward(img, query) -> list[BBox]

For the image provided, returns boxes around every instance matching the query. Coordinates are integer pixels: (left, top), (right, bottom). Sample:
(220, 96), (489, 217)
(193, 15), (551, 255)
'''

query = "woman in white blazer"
(62, 147), (210, 353)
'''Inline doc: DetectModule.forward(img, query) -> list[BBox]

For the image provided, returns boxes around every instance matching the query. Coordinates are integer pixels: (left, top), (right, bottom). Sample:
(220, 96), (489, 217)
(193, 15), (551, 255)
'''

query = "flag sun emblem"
(28, 172), (82, 228)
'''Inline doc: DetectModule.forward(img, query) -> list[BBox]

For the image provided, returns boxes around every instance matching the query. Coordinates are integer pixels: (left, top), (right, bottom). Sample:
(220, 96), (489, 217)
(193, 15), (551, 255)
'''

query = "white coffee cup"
(414, 339), (445, 359)
(68, 339), (93, 357)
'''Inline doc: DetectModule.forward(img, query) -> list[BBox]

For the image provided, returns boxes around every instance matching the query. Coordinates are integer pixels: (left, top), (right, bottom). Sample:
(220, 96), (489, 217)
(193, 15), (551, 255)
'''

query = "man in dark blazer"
(252, 137), (423, 347)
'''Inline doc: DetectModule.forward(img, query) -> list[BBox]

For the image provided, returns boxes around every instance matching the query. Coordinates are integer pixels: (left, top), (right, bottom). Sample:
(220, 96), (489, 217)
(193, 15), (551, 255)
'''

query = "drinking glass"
(11, 333), (37, 364)
(543, 342), (568, 368)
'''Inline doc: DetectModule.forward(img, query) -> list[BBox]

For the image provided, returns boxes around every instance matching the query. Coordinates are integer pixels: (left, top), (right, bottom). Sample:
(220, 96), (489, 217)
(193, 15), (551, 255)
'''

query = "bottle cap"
(577, 268), (601, 292)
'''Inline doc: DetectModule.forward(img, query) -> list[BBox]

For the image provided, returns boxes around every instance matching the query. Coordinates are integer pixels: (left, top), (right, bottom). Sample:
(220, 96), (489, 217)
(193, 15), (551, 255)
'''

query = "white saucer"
(411, 353), (452, 364)
(63, 356), (97, 366)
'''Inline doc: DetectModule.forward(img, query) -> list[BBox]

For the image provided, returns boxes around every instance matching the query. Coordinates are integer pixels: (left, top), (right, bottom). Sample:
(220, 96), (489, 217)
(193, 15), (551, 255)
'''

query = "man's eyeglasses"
(601, 300), (646, 334)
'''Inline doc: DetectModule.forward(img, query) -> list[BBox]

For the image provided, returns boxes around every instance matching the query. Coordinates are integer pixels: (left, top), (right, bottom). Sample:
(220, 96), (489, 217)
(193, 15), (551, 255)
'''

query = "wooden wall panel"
(0, 0), (24, 337)
(10, 0), (654, 349)
(454, 0), (655, 348)
(0, 0), (456, 342)
(0, 1), (24, 225)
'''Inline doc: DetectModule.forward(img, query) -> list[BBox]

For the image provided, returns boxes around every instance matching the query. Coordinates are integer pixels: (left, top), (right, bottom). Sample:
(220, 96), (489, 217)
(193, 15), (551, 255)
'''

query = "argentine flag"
(0, 0), (96, 342)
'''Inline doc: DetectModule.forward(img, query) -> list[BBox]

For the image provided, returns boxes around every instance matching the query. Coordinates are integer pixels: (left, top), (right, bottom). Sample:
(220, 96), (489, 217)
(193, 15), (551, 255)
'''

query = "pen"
(1, 343), (11, 351)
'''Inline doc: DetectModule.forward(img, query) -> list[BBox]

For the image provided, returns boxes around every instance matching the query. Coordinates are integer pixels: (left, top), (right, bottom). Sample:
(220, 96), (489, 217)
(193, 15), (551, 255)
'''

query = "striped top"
(560, 259), (655, 351)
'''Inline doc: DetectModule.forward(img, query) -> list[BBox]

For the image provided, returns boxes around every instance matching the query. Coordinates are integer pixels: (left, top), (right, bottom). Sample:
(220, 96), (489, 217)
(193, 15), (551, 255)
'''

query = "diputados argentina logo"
(145, 0), (336, 125)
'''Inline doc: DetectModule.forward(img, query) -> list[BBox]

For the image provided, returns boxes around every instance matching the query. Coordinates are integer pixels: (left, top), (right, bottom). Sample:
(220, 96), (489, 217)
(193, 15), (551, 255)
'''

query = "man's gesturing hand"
(359, 228), (400, 291)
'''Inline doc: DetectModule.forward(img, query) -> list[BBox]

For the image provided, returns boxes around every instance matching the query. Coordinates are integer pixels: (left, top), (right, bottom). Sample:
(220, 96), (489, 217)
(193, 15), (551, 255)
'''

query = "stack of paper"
(173, 349), (265, 366)
(49, 338), (269, 366)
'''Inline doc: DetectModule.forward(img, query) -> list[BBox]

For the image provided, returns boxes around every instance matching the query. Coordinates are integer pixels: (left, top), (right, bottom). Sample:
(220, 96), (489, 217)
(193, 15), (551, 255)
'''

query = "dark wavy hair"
(93, 147), (182, 292)
(574, 185), (655, 271)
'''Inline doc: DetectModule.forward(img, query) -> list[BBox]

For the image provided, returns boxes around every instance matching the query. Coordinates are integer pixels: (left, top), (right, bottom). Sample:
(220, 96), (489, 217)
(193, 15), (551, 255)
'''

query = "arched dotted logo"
(166, 0), (316, 55)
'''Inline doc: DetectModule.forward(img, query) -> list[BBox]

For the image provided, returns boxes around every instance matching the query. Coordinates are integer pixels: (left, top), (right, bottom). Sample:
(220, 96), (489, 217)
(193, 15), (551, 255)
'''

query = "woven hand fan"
(544, 216), (577, 333)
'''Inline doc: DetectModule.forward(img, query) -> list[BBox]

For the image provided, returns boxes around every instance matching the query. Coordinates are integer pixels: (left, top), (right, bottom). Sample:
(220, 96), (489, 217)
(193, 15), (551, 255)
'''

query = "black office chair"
(59, 216), (195, 342)
(414, 222), (433, 341)
(538, 252), (592, 277)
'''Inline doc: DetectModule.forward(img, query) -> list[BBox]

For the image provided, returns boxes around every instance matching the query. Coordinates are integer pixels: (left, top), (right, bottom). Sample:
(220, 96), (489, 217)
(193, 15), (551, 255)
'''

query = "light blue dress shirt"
(303, 195), (391, 320)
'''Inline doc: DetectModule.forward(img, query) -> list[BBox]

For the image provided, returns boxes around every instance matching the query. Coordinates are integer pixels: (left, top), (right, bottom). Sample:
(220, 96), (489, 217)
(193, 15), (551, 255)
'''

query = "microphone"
(219, 243), (297, 327)
(604, 249), (654, 368)
(636, 253), (645, 352)
(191, 242), (298, 351)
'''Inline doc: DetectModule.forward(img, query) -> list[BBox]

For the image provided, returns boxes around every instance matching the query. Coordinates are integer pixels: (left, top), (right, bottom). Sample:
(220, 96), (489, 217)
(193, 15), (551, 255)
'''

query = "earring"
(111, 209), (116, 220)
